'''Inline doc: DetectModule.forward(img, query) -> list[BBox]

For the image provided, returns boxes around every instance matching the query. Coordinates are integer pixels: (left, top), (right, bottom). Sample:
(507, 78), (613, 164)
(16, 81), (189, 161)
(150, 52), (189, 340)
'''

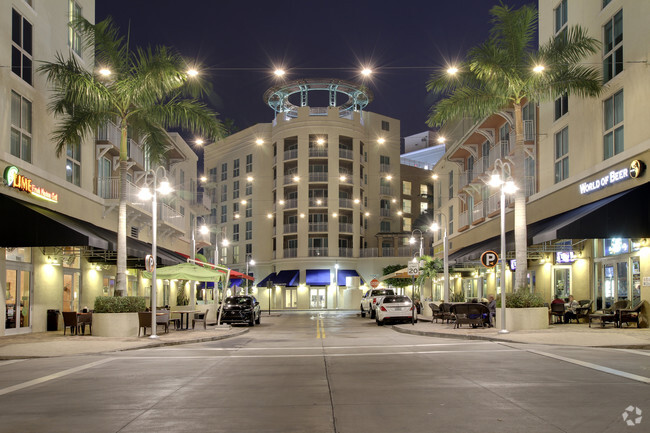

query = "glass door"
(309, 288), (326, 309)
(63, 272), (80, 312)
(5, 269), (31, 331)
(603, 264), (615, 308)
(553, 267), (571, 299)
(601, 261), (629, 309)
(284, 288), (297, 309)
(616, 261), (629, 302)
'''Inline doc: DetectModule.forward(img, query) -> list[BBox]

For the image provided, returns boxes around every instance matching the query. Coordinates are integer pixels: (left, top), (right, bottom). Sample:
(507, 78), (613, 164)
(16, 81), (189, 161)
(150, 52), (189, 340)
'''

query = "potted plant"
(92, 296), (147, 337)
(495, 289), (548, 331)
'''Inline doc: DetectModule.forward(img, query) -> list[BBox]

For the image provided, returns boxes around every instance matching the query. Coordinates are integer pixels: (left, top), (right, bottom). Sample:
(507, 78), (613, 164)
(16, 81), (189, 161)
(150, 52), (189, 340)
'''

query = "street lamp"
(431, 214), (449, 304)
(190, 215), (210, 306)
(138, 166), (173, 339)
(409, 229), (424, 257)
(487, 158), (517, 334)
(245, 254), (255, 295)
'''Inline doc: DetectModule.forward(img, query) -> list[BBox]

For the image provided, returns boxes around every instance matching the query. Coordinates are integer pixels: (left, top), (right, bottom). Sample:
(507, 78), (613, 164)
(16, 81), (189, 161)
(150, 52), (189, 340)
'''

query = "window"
(603, 10), (623, 83)
(603, 0), (612, 7)
(233, 224), (240, 242)
(420, 202), (428, 214)
(554, 93), (568, 120)
(436, 182), (441, 209)
(604, 90), (624, 159)
(380, 155), (390, 165)
(221, 184), (227, 202)
(10, 91), (32, 163)
(554, 0), (567, 36)
(380, 221), (391, 232)
(245, 200), (252, 218)
(403, 217), (411, 232)
(12, 9), (33, 85)
(381, 121), (390, 131)
(233, 159), (240, 177)
(402, 181), (411, 195)
(179, 169), (185, 190)
(499, 124), (510, 155)
(448, 170), (454, 200)
(232, 245), (239, 264)
(66, 139), (81, 186)
(233, 202), (239, 216)
(246, 243), (252, 255)
(245, 221), (252, 240)
(209, 167), (217, 183)
(68, 1), (82, 56)
(221, 163), (227, 180)
(246, 154), (253, 173)
(554, 127), (569, 183)
(420, 184), (429, 196)
(220, 205), (227, 223)
(233, 181), (239, 199)
(402, 199), (411, 214)
(246, 181), (252, 196)
(179, 206), (185, 216)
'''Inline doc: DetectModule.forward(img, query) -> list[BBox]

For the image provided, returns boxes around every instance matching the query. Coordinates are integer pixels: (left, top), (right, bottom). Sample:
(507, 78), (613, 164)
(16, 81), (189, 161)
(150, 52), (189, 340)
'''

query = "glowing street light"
(446, 66), (459, 75)
(377, 138), (386, 144)
(187, 68), (199, 77)
(361, 68), (373, 76)
(274, 69), (285, 77)
(99, 68), (111, 77)
(533, 64), (545, 73)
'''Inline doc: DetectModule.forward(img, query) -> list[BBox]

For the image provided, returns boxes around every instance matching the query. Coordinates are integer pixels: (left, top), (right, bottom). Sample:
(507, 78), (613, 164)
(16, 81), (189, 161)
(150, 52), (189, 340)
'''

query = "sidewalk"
(0, 326), (249, 359)
(393, 315), (650, 349)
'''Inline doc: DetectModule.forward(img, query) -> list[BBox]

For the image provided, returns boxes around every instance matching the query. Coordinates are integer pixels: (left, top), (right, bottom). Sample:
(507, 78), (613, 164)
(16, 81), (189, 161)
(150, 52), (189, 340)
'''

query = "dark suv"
(220, 295), (261, 326)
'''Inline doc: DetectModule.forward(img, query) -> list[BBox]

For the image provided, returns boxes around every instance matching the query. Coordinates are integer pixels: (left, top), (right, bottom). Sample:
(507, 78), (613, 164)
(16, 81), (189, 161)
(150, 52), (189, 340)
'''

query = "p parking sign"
(480, 250), (499, 268)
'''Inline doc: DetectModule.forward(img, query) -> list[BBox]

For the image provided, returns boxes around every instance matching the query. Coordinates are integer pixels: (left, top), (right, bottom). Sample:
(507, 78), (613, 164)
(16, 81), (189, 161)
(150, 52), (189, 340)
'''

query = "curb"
(391, 325), (650, 349)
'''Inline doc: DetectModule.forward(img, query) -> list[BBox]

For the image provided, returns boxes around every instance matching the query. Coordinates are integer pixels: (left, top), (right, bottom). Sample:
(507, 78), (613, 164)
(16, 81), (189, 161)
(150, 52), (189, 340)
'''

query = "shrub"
(94, 296), (147, 313)
(450, 292), (465, 303)
(496, 290), (545, 308)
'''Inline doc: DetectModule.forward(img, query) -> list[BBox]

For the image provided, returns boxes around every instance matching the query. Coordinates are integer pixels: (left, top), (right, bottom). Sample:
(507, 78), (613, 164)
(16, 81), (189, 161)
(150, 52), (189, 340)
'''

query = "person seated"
(563, 295), (580, 323)
(551, 295), (565, 304)
(487, 295), (496, 327)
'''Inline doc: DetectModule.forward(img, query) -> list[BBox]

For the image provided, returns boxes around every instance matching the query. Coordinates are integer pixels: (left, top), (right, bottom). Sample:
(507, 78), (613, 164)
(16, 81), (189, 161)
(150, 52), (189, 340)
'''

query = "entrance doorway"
(5, 268), (32, 331)
(284, 288), (297, 309)
(63, 271), (80, 312)
(601, 261), (628, 309)
(310, 288), (326, 309)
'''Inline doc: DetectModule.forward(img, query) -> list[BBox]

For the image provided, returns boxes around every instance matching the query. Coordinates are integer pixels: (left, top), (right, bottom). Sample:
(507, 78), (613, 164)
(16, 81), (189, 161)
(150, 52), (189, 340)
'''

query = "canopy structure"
(378, 267), (411, 281)
(143, 262), (228, 283)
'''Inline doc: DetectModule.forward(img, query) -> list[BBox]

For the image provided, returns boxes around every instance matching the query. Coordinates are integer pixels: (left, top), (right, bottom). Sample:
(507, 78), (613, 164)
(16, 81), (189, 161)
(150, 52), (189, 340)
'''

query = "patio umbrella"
(143, 262), (228, 283)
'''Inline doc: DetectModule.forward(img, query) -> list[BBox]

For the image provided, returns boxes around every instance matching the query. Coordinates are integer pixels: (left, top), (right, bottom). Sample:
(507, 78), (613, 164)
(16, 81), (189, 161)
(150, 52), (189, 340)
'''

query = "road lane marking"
(527, 349), (650, 385)
(0, 358), (114, 396)
(158, 342), (497, 351)
(0, 360), (25, 367)
(614, 348), (650, 357)
(316, 316), (326, 339)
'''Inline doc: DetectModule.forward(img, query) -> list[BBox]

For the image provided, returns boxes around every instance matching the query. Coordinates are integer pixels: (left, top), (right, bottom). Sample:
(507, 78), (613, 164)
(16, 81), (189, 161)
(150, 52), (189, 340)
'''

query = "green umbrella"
(143, 262), (228, 282)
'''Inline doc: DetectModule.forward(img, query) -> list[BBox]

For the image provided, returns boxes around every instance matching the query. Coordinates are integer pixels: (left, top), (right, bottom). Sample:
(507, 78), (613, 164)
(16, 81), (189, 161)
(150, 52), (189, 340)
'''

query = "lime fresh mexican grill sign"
(3, 166), (59, 203)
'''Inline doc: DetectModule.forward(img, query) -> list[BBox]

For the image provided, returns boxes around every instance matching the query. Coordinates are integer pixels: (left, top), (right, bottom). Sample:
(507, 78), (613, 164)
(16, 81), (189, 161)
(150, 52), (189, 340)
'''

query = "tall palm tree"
(427, 3), (602, 290)
(40, 17), (224, 295)
(416, 255), (443, 300)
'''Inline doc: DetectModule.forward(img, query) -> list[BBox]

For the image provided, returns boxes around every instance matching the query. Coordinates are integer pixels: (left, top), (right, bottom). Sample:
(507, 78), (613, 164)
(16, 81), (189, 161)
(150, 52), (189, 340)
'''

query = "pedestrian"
(563, 295), (580, 323)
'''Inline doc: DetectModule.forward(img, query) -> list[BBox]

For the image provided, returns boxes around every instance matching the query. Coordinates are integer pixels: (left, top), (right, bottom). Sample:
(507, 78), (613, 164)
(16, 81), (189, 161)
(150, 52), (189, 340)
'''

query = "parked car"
(375, 295), (416, 326)
(360, 288), (396, 318)
(220, 295), (261, 326)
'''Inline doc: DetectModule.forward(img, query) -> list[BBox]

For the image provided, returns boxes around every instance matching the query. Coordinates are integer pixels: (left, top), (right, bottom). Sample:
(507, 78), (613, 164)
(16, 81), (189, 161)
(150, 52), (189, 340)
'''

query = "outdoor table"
(175, 311), (200, 330)
(588, 312), (617, 328)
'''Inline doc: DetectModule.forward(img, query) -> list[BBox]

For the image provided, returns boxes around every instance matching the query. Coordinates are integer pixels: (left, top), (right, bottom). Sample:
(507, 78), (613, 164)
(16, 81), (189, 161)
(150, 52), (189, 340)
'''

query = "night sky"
(96, 0), (536, 139)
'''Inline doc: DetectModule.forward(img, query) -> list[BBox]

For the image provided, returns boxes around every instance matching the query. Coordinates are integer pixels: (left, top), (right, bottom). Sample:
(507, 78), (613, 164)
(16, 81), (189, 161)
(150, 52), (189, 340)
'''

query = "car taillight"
(372, 298), (377, 304)
(410, 306), (414, 311)
(380, 306), (387, 312)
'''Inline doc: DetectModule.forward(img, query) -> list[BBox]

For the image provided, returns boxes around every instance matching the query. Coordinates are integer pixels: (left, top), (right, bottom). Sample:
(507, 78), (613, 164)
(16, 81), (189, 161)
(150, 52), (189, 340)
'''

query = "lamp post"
(410, 229), (424, 302)
(245, 254), (255, 295)
(138, 166), (173, 339)
(431, 214), (449, 304)
(487, 158), (517, 335)
(190, 216), (209, 306)
(213, 232), (229, 302)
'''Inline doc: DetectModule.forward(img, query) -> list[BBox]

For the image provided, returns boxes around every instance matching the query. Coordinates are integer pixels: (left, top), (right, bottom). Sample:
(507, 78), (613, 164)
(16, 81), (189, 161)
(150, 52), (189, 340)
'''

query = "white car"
(375, 295), (416, 326)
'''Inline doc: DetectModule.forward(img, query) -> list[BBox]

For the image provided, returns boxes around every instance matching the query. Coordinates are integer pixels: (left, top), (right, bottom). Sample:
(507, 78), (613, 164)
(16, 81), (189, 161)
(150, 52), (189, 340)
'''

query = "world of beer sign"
(578, 160), (645, 195)
(3, 165), (59, 203)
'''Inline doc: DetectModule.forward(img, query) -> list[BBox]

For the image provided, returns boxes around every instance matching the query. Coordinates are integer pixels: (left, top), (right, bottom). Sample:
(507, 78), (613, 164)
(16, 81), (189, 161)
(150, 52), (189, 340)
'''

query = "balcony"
(309, 107), (328, 116)
(309, 247), (328, 257)
(339, 247), (353, 257)
(524, 120), (535, 141)
(283, 248), (297, 258)
(339, 198), (353, 209)
(472, 201), (485, 224)
(190, 191), (211, 214)
(284, 198), (298, 209)
(380, 186), (391, 195)
(339, 223), (353, 233)
(458, 211), (469, 231)
(283, 149), (298, 160)
(309, 148), (328, 158)
(160, 203), (184, 231)
(380, 208), (391, 217)
(339, 149), (353, 160)
(309, 198), (328, 207)
(283, 223), (297, 234)
(284, 174), (298, 185)
(459, 171), (469, 190)
(309, 223), (328, 232)
(309, 172), (328, 182)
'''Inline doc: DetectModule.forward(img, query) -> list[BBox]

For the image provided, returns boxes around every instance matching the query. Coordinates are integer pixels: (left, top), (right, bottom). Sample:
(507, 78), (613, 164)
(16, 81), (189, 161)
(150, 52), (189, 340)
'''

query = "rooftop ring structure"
(263, 78), (373, 118)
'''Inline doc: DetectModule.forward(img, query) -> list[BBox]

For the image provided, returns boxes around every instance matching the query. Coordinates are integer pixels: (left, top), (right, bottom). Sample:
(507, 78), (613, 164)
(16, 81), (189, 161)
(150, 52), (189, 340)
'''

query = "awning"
(229, 278), (242, 287)
(142, 262), (227, 282)
(306, 269), (331, 285)
(337, 269), (363, 285)
(532, 184), (649, 244)
(449, 234), (514, 264)
(257, 272), (276, 287)
(228, 269), (254, 281)
(275, 270), (300, 286)
(0, 194), (110, 249)
(379, 267), (410, 281)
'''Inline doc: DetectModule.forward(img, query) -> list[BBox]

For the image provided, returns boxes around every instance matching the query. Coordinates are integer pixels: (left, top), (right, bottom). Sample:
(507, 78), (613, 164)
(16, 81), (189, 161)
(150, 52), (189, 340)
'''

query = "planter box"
(495, 307), (548, 331)
(92, 312), (140, 337)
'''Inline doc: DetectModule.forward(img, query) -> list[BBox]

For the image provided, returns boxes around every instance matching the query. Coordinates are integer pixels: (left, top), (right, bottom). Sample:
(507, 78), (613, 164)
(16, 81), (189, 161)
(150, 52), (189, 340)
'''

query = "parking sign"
(480, 250), (499, 268)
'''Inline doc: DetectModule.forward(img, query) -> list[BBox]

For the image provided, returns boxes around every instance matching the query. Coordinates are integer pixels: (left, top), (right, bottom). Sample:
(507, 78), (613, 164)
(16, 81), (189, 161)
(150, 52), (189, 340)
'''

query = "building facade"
(429, 0), (650, 315)
(204, 79), (435, 310)
(1, 0), (206, 336)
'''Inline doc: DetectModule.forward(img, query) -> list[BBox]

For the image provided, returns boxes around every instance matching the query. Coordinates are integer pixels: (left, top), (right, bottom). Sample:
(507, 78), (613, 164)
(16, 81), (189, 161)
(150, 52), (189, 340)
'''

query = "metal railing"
(359, 248), (378, 257)
(339, 149), (353, 159)
(309, 198), (328, 207)
(284, 198), (298, 209)
(339, 110), (353, 120)
(380, 163), (390, 173)
(459, 211), (469, 228)
(525, 176), (536, 197)
(459, 171), (469, 190)
(472, 201), (484, 222)
(339, 223), (353, 233)
(380, 186), (391, 195)
(283, 149), (298, 160)
(524, 120), (535, 141)
(309, 223), (328, 232)
(284, 174), (298, 185)
(128, 139), (144, 167)
(339, 198), (353, 208)
(309, 172), (328, 182)
(283, 223), (297, 234)
(310, 107), (328, 116)
(380, 208), (391, 217)
(160, 203), (184, 230)
(309, 247), (328, 257)
(283, 248), (297, 258)
(96, 121), (120, 145)
(309, 148), (328, 157)
(339, 247), (353, 257)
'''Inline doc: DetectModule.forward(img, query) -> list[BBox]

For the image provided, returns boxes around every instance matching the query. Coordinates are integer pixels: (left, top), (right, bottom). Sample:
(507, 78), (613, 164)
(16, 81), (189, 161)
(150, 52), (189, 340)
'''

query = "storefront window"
(6, 247), (31, 262)
(553, 267), (571, 298)
(5, 269), (31, 330)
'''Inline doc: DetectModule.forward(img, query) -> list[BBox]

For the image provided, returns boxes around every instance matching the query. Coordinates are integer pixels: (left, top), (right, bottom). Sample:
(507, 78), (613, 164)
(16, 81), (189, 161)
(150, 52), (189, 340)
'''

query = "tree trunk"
(115, 125), (129, 296)
(512, 104), (528, 291)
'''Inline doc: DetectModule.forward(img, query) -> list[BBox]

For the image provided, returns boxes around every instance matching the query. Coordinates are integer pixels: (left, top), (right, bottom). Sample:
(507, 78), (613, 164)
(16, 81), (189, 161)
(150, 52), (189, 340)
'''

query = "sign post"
(408, 262), (419, 326)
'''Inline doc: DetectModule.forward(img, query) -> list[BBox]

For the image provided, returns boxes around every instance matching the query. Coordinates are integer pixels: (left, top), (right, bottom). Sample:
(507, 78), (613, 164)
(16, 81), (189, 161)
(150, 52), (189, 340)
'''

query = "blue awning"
(275, 270), (300, 286)
(337, 269), (362, 285)
(229, 278), (242, 287)
(257, 272), (276, 287)
(306, 269), (331, 286)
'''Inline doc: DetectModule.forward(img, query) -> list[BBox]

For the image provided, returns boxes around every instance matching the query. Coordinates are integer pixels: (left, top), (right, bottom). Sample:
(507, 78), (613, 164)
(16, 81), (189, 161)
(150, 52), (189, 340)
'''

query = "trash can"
(47, 309), (60, 331)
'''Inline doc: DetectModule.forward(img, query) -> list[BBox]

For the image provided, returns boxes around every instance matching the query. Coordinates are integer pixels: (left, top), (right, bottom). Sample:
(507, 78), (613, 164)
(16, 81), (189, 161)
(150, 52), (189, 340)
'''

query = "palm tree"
(40, 17), (224, 295)
(426, 3), (602, 290)
(416, 255), (443, 300)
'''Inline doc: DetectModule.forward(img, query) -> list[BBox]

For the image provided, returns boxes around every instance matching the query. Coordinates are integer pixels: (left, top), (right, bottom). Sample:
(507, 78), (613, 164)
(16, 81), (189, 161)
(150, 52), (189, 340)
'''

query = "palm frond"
(489, 3), (538, 60)
(127, 117), (172, 165)
(427, 87), (509, 127)
(139, 99), (225, 141)
(72, 16), (128, 74)
(539, 25), (600, 66)
(51, 108), (112, 156)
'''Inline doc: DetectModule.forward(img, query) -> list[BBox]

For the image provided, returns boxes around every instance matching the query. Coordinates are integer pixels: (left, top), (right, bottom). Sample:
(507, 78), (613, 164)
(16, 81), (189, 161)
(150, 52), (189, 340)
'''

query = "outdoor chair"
(192, 308), (209, 330)
(618, 302), (644, 328)
(62, 311), (81, 335)
(436, 303), (454, 324)
(429, 303), (441, 322)
(156, 309), (170, 334)
(77, 312), (92, 335)
(575, 300), (593, 323)
(138, 312), (152, 337)
(588, 300), (630, 328)
(450, 303), (490, 329)
(550, 303), (565, 324)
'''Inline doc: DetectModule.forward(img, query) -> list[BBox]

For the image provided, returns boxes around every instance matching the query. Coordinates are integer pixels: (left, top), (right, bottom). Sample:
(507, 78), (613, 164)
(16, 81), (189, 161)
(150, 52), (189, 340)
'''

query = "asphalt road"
(0, 312), (648, 433)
